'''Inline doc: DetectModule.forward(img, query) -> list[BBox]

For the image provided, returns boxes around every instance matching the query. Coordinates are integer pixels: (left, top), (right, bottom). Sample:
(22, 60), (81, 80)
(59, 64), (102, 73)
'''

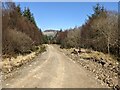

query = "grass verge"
(1, 45), (46, 74)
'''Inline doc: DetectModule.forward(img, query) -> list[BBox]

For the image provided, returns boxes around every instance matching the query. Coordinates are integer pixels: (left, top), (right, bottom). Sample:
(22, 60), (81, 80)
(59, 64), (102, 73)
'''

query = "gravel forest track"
(3, 45), (108, 88)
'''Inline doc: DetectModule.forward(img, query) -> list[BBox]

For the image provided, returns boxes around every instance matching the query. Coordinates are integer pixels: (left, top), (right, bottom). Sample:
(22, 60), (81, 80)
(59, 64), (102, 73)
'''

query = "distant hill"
(43, 30), (58, 37)
(44, 30), (57, 32)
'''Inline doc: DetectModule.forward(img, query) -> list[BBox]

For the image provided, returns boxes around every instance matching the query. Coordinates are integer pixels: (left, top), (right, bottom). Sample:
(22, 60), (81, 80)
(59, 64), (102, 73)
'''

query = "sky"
(15, 2), (118, 31)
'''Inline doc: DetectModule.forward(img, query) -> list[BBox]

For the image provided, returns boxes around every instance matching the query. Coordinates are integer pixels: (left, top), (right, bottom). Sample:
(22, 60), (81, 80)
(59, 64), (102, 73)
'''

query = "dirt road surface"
(3, 45), (108, 88)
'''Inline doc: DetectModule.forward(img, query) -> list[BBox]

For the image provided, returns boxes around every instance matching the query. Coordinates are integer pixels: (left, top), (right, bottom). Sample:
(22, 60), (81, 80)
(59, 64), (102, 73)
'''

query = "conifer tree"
(23, 7), (37, 26)
(16, 4), (22, 15)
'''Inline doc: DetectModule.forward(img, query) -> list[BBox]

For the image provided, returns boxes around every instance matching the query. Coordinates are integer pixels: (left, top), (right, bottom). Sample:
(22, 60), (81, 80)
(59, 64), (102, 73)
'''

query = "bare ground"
(55, 45), (119, 88)
(2, 45), (108, 88)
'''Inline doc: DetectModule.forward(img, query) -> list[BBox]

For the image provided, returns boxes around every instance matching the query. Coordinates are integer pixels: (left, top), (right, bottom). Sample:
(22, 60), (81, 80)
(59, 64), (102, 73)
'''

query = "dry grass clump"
(79, 48), (118, 66)
(2, 52), (36, 73)
(2, 45), (46, 73)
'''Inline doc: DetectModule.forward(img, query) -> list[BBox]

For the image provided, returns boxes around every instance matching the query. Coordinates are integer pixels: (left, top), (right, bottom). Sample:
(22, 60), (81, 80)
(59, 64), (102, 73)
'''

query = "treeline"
(54, 28), (80, 49)
(2, 2), (43, 56)
(54, 4), (119, 57)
